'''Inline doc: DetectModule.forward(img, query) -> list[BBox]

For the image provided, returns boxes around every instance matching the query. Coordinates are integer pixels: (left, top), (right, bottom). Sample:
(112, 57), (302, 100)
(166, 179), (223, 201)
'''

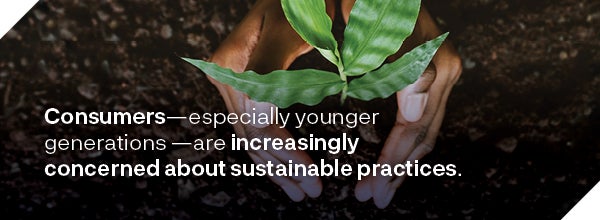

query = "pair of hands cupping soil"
(205, 0), (462, 208)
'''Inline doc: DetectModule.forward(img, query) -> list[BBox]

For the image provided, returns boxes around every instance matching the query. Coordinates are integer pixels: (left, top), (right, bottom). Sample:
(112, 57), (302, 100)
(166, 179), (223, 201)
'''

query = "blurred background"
(0, 0), (598, 219)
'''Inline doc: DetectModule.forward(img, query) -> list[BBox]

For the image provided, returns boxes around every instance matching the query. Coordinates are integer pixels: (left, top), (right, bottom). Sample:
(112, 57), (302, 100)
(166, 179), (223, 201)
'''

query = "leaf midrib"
(212, 68), (343, 89)
(344, 0), (394, 70)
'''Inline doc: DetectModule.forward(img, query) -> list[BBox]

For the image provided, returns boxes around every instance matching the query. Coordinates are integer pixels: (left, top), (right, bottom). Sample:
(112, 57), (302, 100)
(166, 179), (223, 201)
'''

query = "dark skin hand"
(341, 0), (463, 208)
(206, 0), (462, 207)
(208, 0), (336, 201)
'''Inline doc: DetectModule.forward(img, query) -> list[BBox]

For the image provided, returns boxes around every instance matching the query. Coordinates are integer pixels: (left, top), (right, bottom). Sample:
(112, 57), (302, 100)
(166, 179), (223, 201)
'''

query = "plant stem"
(334, 49), (346, 81)
(341, 84), (348, 104)
(339, 69), (347, 81)
(334, 49), (348, 104)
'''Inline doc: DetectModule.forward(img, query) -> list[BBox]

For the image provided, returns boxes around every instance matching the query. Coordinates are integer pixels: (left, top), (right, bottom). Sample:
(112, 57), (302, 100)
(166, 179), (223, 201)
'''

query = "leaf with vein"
(281, 0), (340, 65)
(342, 0), (421, 76)
(346, 33), (448, 100)
(182, 58), (345, 108)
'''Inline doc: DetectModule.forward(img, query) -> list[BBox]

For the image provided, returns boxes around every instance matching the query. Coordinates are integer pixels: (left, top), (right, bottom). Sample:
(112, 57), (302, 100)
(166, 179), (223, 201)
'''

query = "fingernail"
(355, 180), (372, 202)
(255, 101), (275, 117)
(255, 101), (276, 128)
(374, 183), (396, 209)
(281, 184), (306, 202)
(244, 99), (274, 128)
(401, 93), (428, 122)
(299, 179), (322, 198)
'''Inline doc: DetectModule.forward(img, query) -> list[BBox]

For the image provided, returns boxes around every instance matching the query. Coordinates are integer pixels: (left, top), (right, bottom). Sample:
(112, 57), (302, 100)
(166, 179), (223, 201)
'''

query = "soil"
(1, 0), (598, 219)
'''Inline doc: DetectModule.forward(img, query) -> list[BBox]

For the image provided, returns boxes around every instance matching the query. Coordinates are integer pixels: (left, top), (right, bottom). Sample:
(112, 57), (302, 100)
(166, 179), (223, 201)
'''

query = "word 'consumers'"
(231, 133), (359, 155)
(44, 108), (166, 125)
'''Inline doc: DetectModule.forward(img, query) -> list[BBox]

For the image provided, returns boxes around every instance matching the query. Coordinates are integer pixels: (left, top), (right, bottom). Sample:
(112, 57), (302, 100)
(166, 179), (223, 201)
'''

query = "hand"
(207, 0), (335, 201)
(340, 0), (464, 208)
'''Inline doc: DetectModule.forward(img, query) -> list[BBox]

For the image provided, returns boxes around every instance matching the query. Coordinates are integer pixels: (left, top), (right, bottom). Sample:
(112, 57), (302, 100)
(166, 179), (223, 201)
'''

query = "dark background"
(1, 0), (598, 219)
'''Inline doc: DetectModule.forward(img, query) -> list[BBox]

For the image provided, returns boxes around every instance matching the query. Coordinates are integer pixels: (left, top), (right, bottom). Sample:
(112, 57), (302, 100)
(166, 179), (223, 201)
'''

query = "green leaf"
(346, 32), (448, 100)
(281, 0), (340, 65)
(341, 0), (421, 76)
(182, 58), (345, 108)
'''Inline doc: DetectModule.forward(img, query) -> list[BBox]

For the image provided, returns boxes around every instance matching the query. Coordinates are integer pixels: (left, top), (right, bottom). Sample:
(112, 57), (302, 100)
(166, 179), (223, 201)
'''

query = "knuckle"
(446, 55), (463, 85)
(379, 152), (391, 161)
(245, 126), (265, 140)
(379, 151), (400, 165)
(414, 128), (427, 145)
(421, 143), (435, 154)
(394, 116), (409, 127)
(419, 67), (437, 89)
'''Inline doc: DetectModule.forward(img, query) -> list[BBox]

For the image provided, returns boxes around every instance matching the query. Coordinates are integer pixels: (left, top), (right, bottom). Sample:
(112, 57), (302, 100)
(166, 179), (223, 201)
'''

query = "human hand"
(207, 0), (335, 201)
(339, 0), (464, 208)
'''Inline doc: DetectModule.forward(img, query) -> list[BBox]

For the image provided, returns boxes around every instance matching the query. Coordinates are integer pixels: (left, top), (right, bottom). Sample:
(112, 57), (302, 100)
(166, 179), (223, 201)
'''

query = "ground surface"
(0, 0), (599, 219)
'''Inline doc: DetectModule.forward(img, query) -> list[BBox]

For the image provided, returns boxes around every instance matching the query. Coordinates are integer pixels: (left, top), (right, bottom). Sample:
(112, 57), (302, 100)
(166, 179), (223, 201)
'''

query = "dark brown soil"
(1, 0), (598, 219)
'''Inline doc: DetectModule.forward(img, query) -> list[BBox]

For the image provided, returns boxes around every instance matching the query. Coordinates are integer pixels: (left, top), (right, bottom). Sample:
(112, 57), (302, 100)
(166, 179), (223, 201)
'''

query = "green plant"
(183, 0), (447, 108)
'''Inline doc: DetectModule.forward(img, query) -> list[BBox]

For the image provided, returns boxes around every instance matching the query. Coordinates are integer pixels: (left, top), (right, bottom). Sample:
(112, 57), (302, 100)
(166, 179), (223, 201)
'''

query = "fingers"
(354, 114), (433, 208)
(355, 52), (456, 208)
(245, 1), (310, 73)
(206, 0), (337, 202)
(397, 65), (443, 124)
(370, 102), (446, 208)
(411, 64), (438, 93)
(245, 125), (323, 199)
(355, 176), (372, 201)
(405, 103), (447, 163)
(344, 0), (462, 207)
(206, 0), (273, 134)
(243, 97), (277, 128)
(247, 152), (305, 201)
(355, 64), (458, 208)
(209, 0), (272, 73)
(254, 149), (322, 198)
(369, 125), (421, 208)
(353, 124), (414, 206)
(341, 0), (355, 24)
(246, 0), (336, 72)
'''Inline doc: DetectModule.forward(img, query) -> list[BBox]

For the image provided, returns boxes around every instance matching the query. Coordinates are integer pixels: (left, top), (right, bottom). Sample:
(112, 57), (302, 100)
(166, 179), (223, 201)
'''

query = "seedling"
(183, 0), (447, 108)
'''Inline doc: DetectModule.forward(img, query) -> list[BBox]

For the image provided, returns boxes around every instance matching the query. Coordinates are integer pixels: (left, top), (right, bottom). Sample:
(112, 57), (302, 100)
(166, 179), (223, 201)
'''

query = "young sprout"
(183, 0), (447, 108)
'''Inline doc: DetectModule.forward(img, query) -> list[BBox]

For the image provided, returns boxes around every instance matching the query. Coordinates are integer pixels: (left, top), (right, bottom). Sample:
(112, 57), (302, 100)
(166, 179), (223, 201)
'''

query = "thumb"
(244, 97), (277, 128)
(398, 64), (436, 122)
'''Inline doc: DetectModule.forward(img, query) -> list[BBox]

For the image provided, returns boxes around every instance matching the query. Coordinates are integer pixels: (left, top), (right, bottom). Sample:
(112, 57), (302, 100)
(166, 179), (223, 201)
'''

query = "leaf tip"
(439, 32), (450, 41)
(180, 57), (196, 64)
